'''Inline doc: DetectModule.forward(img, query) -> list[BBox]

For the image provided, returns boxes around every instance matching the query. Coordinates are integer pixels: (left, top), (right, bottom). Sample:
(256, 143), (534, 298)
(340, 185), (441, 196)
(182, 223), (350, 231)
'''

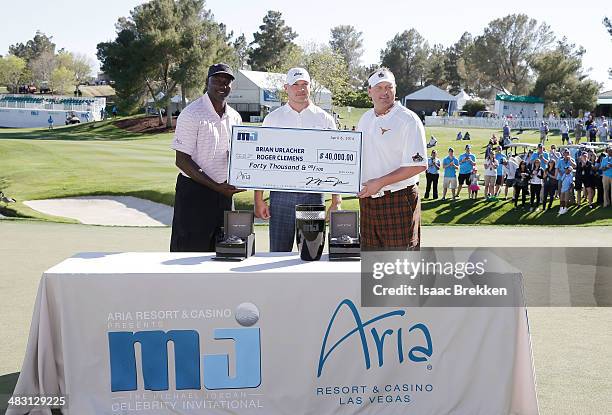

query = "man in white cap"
(357, 68), (427, 249)
(254, 67), (341, 252)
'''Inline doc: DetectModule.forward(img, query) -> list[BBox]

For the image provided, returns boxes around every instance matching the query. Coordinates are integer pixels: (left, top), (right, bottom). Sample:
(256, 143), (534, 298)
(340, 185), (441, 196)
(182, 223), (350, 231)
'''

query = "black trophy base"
(329, 244), (361, 261)
(214, 234), (255, 261)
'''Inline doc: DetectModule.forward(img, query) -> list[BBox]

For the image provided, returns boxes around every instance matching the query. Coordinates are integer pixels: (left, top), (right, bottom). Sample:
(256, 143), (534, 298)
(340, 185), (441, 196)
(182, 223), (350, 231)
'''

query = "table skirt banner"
(8, 253), (538, 415)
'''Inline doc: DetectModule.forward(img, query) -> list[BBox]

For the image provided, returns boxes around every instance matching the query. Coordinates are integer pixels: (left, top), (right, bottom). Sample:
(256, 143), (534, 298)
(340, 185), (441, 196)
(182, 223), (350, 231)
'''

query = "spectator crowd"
(425, 142), (612, 215)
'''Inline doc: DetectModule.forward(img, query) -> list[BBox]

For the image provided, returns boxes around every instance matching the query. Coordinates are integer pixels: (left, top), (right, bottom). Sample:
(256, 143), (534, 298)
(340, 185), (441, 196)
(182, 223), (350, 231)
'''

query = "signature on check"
(305, 176), (349, 187)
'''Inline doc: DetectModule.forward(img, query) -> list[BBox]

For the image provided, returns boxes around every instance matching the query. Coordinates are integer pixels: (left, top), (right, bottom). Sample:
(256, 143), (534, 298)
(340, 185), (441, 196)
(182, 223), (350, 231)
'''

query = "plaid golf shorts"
(359, 185), (420, 250)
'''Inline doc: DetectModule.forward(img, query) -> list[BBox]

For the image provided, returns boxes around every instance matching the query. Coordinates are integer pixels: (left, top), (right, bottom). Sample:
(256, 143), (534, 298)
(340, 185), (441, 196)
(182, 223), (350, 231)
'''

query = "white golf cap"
(286, 67), (310, 85)
(368, 68), (396, 87)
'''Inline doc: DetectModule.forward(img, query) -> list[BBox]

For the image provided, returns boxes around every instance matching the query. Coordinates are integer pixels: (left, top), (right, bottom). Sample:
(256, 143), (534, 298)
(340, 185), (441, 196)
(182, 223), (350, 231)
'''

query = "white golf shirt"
(357, 103), (427, 192)
(262, 103), (336, 129)
(171, 93), (242, 183)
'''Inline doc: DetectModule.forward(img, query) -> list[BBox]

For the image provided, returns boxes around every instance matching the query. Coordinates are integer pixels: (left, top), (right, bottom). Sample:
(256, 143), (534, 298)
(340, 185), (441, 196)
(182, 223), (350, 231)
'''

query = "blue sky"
(2, 0), (611, 91)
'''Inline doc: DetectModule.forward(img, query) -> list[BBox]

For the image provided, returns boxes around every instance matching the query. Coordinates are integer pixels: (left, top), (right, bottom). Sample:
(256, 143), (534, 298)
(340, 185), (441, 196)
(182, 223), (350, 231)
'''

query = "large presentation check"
(228, 126), (362, 194)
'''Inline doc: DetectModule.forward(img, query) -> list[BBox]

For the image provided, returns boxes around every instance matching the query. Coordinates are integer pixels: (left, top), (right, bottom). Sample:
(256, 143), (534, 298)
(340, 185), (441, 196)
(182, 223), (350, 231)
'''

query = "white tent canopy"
(404, 85), (456, 102)
(239, 70), (286, 91)
(597, 90), (612, 105)
(454, 90), (470, 111)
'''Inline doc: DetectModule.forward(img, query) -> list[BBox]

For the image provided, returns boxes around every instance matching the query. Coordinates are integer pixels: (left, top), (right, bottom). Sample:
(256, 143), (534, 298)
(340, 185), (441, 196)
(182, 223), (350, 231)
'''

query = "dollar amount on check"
(229, 126), (362, 194)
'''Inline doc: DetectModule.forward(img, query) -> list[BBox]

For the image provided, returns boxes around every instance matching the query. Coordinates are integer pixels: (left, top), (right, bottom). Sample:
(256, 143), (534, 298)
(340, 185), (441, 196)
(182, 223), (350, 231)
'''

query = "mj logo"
(237, 132), (258, 141)
(108, 328), (261, 392)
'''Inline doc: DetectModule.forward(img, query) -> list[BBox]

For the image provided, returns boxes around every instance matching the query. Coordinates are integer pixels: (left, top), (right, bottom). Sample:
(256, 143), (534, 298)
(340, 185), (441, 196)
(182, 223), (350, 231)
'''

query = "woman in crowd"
(529, 158), (544, 211)
(489, 134), (498, 146)
(484, 142), (493, 159)
(575, 152), (596, 208)
(483, 152), (498, 200)
(542, 159), (558, 210)
(525, 150), (534, 168)
(514, 160), (529, 209)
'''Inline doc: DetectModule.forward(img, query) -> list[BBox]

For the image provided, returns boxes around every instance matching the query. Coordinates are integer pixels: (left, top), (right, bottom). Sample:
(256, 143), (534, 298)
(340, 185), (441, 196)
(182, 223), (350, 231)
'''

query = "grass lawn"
(335, 106), (370, 129)
(0, 114), (610, 225)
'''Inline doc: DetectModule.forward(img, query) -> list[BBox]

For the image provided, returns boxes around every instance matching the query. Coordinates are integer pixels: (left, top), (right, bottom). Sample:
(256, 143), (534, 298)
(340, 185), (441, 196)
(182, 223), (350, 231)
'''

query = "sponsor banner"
(228, 126), (362, 194)
(8, 253), (537, 415)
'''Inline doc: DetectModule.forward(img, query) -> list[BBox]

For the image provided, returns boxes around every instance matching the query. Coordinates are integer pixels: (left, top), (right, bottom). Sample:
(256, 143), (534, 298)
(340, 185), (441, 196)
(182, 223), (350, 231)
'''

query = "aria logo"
(317, 299), (432, 377)
(108, 303), (261, 392)
(237, 132), (258, 142)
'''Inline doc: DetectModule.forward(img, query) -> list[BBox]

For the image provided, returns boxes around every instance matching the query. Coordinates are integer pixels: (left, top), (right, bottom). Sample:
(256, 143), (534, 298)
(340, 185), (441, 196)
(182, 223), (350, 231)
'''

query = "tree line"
(2, 0), (610, 125)
(0, 31), (93, 95)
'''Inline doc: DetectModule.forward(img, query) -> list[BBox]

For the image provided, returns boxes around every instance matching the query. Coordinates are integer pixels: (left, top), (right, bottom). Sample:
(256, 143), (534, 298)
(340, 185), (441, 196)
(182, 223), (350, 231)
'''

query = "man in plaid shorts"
(357, 68), (427, 250)
(254, 68), (342, 251)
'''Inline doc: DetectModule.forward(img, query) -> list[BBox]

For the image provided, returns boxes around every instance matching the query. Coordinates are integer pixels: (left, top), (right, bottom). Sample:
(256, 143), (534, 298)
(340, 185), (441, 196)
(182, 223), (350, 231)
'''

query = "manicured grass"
(335, 106), (370, 129)
(0, 115), (610, 225)
(0, 116), (147, 141)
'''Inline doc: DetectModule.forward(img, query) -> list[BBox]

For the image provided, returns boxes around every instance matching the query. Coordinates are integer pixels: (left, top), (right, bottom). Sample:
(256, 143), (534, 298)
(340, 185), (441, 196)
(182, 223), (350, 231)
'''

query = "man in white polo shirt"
(254, 68), (342, 251)
(357, 68), (427, 249)
(170, 63), (244, 252)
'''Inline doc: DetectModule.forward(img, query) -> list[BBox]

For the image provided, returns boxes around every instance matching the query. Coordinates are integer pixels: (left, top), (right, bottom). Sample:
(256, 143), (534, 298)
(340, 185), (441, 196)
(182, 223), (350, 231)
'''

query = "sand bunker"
(24, 196), (173, 226)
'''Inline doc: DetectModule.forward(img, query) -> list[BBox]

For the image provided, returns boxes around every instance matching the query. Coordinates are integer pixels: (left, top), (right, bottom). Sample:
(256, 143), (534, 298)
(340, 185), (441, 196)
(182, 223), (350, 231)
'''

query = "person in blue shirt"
(602, 147), (612, 207)
(494, 145), (507, 197)
(425, 149), (441, 199)
(556, 149), (576, 198)
(457, 144), (476, 198)
(530, 143), (549, 168)
(549, 144), (560, 165)
(47, 115), (53, 130)
(558, 166), (574, 215)
(442, 148), (459, 200)
(568, 146), (580, 161)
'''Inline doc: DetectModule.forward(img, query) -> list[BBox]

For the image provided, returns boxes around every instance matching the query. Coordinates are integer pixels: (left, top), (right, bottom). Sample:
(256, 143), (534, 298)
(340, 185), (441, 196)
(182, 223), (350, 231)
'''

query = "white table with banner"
(8, 252), (539, 415)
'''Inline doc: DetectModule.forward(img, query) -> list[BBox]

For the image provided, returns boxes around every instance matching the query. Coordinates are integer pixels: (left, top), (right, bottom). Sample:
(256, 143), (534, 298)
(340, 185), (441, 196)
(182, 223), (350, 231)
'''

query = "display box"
(215, 211), (255, 260)
(328, 210), (360, 261)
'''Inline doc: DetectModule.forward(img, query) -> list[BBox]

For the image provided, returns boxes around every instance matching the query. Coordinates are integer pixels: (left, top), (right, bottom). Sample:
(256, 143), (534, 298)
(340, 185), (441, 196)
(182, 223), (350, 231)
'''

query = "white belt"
(371, 185), (414, 199)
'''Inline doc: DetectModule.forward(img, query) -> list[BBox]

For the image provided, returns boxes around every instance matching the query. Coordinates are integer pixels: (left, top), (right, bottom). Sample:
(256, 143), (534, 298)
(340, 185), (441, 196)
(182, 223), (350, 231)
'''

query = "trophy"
(295, 204), (326, 261)
(215, 211), (256, 261)
(328, 210), (360, 261)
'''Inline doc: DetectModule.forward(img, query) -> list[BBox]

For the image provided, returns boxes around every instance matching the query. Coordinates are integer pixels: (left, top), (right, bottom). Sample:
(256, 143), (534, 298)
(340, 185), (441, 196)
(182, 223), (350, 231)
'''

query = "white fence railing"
(425, 116), (612, 130)
(0, 94), (106, 113)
